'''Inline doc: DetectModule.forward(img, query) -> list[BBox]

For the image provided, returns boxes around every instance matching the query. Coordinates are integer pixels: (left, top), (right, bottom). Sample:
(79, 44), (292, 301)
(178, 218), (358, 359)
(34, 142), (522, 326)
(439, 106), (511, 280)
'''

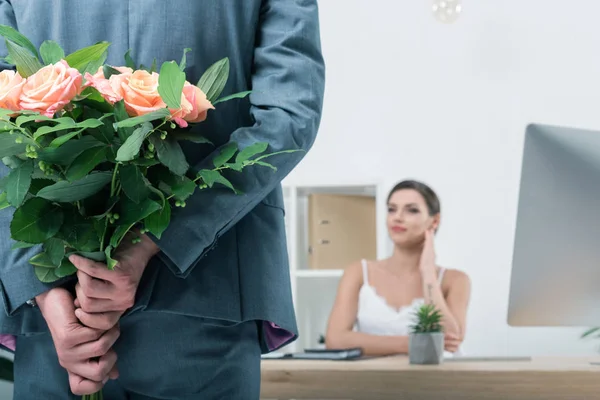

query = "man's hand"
(70, 232), (159, 315)
(36, 288), (119, 396)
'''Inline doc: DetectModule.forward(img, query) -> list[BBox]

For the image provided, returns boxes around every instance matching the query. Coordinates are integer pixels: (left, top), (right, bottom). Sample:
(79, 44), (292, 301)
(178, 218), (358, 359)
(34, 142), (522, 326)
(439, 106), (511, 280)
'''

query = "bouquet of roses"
(0, 26), (287, 399)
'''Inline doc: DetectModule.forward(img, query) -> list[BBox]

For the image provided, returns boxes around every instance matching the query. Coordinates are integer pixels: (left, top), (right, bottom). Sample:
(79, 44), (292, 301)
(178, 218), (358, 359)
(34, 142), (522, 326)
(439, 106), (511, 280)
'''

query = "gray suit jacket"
(0, 0), (325, 352)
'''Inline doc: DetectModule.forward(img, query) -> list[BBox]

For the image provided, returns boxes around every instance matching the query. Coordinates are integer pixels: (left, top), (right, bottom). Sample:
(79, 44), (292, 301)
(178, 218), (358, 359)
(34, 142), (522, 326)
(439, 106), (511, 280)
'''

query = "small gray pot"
(408, 332), (444, 365)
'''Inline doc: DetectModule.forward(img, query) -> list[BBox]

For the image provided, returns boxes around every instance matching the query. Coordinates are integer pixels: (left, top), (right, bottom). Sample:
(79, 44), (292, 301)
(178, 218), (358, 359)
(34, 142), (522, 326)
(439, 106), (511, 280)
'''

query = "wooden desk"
(261, 356), (600, 399)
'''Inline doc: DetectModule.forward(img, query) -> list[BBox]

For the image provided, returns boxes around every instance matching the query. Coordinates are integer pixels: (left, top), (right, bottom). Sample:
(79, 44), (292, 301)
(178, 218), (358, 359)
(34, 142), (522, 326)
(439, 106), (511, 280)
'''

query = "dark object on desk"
(261, 348), (363, 361)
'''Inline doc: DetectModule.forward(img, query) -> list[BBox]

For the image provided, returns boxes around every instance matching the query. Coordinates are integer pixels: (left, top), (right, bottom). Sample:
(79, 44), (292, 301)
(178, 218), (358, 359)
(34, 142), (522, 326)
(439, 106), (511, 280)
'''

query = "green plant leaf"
(11, 241), (34, 249)
(15, 113), (53, 126)
(109, 224), (132, 249)
(198, 169), (237, 193)
(115, 122), (153, 162)
(34, 266), (60, 283)
(5, 39), (43, 78)
(104, 245), (118, 270)
(36, 171), (112, 202)
(172, 131), (213, 145)
(179, 48), (191, 71)
(124, 49), (136, 69)
(67, 250), (106, 262)
(0, 192), (8, 211)
(30, 252), (55, 268)
(0, 24), (39, 57)
(58, 212), (97, 251)
(55, 258), (77, 278)
(102, 65), (121, 79)
(113, 109), (171, 129)
(112, 100), (134, 142)
(197, 57), (229, 103)
(64, 41), (110, 72)
(254, 161), (277, 171)
(37, 136), (104, 166)
(235, 142), (269, 164)
(39, 40), (65, 65)
(5, 160), (33, 207)
(81, 49), (108, 77)
(34, 118), (102, 141)
(158, 61), (185, 109)
(212, 142), (238, 168)
(120, 164), (150, 203)
(144, 201), (171, 239)
(44, 237), (65, 267)
(65, 146), (108, 182)
(10, 197), (64, 244)
(117, 197), (161, 226)
(213, 90), (252, 105)
(0, 134), (26, 158)
(148, 134), (188, 176)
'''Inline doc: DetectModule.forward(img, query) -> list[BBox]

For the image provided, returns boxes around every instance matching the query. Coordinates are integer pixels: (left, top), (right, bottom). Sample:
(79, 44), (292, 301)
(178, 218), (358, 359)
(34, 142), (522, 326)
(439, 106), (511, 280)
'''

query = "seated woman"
(325, 180), (471, 356)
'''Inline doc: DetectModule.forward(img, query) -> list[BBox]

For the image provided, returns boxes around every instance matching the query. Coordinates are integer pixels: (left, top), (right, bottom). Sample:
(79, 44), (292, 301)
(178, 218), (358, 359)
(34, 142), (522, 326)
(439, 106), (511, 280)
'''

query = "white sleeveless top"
(355, 259), (461, 355)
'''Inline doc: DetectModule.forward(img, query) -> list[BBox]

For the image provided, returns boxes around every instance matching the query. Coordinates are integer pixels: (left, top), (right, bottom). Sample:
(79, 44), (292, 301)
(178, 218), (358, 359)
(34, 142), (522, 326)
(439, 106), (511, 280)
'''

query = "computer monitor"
(508, 123), (600, 327)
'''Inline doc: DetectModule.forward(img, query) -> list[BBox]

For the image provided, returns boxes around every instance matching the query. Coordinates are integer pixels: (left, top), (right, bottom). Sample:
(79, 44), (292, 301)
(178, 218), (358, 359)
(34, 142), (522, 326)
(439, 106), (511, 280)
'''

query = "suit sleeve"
(150, 0), (326, 277)
(0, 1), (75, 316)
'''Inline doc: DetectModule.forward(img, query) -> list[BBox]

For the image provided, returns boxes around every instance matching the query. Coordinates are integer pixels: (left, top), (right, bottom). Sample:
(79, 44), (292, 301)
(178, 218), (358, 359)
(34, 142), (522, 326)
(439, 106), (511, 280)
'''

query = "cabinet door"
(308, 194), (377, 270)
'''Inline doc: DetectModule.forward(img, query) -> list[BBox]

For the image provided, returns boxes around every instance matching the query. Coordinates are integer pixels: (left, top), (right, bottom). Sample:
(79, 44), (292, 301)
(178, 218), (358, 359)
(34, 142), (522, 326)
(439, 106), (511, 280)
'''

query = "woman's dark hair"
(387, 180), (440, 216)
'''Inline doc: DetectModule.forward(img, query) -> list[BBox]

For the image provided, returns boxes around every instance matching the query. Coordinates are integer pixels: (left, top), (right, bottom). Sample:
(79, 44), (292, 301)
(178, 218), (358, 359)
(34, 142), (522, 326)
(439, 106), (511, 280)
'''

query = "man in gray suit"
(0, 1), (325, 398)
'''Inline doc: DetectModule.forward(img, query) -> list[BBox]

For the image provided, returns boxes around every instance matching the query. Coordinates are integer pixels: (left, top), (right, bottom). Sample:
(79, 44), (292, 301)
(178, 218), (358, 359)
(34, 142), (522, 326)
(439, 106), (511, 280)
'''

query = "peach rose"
(19, 60), (82, 117)
(84, 66), (133, 104)
(0, 70), (25, 112)
(182, 82), (214, 124)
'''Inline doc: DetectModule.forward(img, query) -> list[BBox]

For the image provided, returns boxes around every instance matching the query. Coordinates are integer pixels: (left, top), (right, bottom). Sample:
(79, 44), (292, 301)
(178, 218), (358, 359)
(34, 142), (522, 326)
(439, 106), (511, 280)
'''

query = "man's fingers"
(69, 349), (117, 383)
(77, 270), (113, 300)
(69, 254), (112, 281)
(68, 371), (105, 396)
(108, 363), (120, 380)
(75, 308), (121, 331)
(72, 325), (120, 359)
(75, 283), (118, 313)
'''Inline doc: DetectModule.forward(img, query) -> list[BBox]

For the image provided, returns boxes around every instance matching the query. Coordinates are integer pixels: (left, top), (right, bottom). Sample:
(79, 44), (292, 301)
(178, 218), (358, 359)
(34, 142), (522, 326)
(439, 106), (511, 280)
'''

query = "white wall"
(284, 0), (600, 356)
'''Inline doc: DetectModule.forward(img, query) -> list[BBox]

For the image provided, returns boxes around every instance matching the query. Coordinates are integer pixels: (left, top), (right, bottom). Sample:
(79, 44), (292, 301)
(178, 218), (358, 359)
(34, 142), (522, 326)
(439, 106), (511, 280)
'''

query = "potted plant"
(408, 303), (444, 365)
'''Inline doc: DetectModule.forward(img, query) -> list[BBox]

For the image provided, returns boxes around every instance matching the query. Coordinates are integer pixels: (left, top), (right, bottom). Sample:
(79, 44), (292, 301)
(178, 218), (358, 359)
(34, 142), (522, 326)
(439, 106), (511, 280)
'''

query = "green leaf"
(158, 61), (185, 109)
(55, 258), (77, 278)
(64, 41), (110, 72)
(213, 90), (252, 105)
(158, 172), (196, 200)
(179, 48), (191, 71)
(2, 155), (24, 169)
(5, 160), (33, 207)
(11, 240), (34, 249)
(0, 134), (26, 158)
(10, 197), (64, 244)
(81, 49), (108, 77)
(30, 252), (55, 268)
(0, 192), (9, 211)
(144, 201), (171, 239)
(44, 237), (65, 266)
(104, 246), (118, 270)
(112, 100), (134, 142)
(36, 171), (112, 202)
(115, 122), (153, 162)
(197, 57), (229, 103)
(148, 134), (188, 176)
(15, 114), (53, 126)
(0, 24), (39, 57)
(254, 160), (277, 171)
(124, 49), (136, 69)
(118, 197), (161, 226)
(37, 136), (104, 166)
(198, 169), (237, 193)
(34, 118), (102, 141)
(58, 212), (97, 251)
(133, 158), (159, 167)
(113, 108), (171, 129)
(67, 251), (106, 262)
(5, 39), (43, 78)
(212, 142), (238, 168)
(65, 146), (108, 182)
(34, 266), (60, 283)
(39, 40), (65, 65)
(235, 142), (269, 163)
(172, 131), (213, 145)
(102, 65), (121, 79)
(120, 164), (150, 203)
(108, 224), (132, 250)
